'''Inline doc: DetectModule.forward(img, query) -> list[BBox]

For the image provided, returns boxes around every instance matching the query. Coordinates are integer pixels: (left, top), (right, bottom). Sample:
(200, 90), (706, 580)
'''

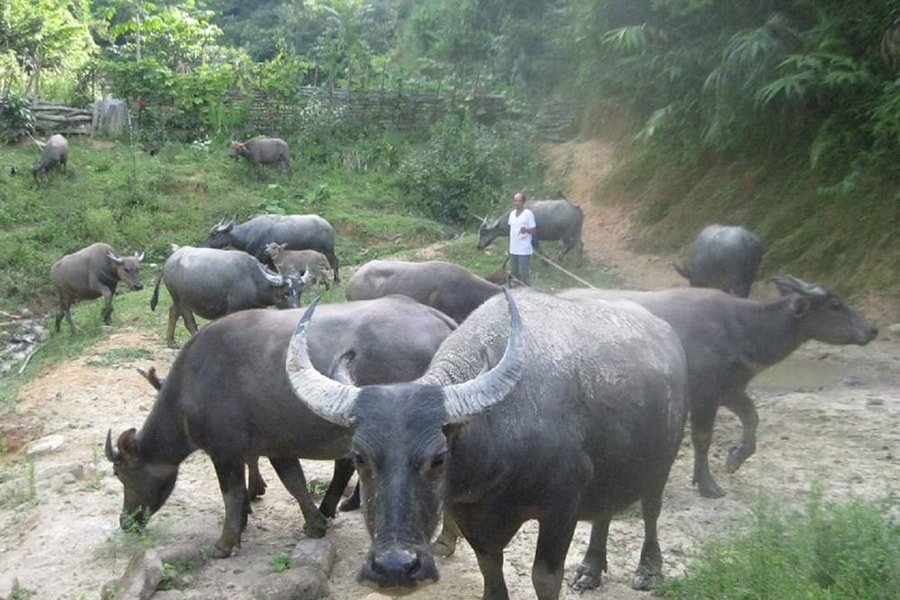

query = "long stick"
(534, 252), (597, 289)
(18, 344), (42, 375)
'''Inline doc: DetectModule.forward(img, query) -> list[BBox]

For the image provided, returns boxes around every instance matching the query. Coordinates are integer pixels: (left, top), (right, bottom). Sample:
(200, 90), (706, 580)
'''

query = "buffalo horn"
(259, 264), (285, 285)
(441, 289), (526, 424)
(105, 429), (121, 462)
(106, 250), (124, 265)
(285, 299), (361, 428)
(134, 251), (145, 262)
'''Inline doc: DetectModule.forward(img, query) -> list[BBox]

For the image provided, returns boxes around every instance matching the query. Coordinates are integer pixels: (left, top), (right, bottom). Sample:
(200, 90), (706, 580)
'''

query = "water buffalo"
(150, 246), (305, 348)
(31, 133), (68, 184)
(229, 137), (291, 181)
(203, 214), (340, 284)
(106, 296), (457, 558)
(673, 224), (763, 297)
(344, 259), (502, 323)
(285, 288), (687, 597)
(560, 275), (879, 498)
(265, 242), (331, 291)
(50, 242), (144, 334)
(477, 198), (585, 266)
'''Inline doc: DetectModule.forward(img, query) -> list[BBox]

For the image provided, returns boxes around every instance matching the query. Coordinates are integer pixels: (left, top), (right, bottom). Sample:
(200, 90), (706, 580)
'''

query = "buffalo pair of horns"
(285, 290), (526, 428)
(771, 275), (828, 299)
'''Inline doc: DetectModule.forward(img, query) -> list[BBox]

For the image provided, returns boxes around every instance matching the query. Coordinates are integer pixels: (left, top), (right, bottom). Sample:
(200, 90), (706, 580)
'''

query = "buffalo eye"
(429, 451), (446, 471)
(829, 299), (845, 311)
(352, 452), (367, 470)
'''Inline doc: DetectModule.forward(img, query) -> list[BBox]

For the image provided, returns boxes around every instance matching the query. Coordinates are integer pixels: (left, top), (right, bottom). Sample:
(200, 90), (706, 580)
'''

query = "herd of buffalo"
(40, 141), (879, 599)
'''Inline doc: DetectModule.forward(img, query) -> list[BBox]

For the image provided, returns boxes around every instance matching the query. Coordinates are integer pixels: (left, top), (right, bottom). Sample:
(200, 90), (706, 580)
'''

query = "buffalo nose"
(133, 283), (144, 290)
(372, 548), (422, 582)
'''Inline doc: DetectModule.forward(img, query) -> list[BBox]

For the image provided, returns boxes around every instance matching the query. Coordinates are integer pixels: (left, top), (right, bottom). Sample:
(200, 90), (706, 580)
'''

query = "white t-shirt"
(508, 208), (536, 255)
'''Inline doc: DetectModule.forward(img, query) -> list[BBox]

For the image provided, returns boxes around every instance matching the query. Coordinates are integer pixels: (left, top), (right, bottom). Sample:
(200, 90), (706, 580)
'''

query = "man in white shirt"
(508, 191), (536, 286)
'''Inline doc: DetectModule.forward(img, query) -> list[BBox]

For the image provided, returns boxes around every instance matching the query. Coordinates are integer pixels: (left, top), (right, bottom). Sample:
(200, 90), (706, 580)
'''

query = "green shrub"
(0, 94), (34, 143)
(658, 492), (900, 600)
(396, 113), (544, 224)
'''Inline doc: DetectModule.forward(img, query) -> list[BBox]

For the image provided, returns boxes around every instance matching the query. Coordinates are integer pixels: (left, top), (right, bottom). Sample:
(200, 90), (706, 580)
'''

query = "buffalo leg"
(247, 458), (267, 500)
(569, 518), (610, 590)
(432, 509), (461, 557)
(338, 482), (360, 512)
(165, 305), (181, 348)
(268, 457), (328, 538)
(100, 288), (115, 325)
(531, 514), (578, 600)
(325, 252), (341, 284)
(472, 547), (509, 600)
(320, 457), (355, 518)
(211, 456), (249, 558)
(691, 403), (725, 498)
(723, 391), (759, 474)
(632, 493), (664, 590)
(181, 309), (200, 335)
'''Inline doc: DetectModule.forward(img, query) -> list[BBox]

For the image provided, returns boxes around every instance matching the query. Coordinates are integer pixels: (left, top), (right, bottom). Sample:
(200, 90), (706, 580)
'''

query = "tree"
(0, 0), (95, 99)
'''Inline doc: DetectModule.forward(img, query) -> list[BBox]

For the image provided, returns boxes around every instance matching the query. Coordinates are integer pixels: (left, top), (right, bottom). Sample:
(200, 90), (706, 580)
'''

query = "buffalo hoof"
(725, 444), (753, 473)
(695, 477), (726, 499)
(302, 515), (328, 539)
(631, 566), (663, 590)
(211, 542), (236, 559)
(431, 534), (457, 558)
(339, 494), (360, 512)
(569, 564), (603, 591)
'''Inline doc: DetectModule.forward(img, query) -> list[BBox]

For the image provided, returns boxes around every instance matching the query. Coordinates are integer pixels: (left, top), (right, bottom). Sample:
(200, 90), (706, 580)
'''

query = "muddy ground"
(0, 141), (898, 600)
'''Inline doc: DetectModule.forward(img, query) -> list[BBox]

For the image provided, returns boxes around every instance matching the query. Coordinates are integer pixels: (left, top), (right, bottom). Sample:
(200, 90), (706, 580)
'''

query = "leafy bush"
(0, 94), (34, 143)
(396, 113), (543, 223)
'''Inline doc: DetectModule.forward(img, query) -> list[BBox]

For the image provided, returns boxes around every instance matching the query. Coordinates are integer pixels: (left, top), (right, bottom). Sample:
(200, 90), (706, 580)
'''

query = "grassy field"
(0, 134), (618, 406)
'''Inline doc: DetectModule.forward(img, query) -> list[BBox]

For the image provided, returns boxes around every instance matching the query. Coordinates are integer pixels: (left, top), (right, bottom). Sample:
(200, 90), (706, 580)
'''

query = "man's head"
(513, 191), (526, 210)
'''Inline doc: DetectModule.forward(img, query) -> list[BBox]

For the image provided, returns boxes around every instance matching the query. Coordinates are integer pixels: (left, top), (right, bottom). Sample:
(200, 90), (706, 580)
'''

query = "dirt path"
(1, 141), (898, 600)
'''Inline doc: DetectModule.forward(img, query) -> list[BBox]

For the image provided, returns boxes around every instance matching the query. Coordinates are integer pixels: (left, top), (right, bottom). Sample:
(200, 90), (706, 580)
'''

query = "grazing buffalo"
(478, 198), (585, 266)
(150, 247), (305, 348)
(673, 224), (763, 297)
(50, 242), (144, 333)
(344, 259), (502, 323)
(229, 137), (291, 181)
(265, 242), (331, 291)
(203, 214), (340, 284)
(106, 296), (457, 558)
(286, 289), (687, 597)
(560, 275), (878, 498)
(32, 134), (68, 184)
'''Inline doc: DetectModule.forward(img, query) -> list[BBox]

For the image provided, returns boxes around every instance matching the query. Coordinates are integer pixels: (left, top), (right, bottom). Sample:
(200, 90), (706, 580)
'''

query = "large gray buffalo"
(32, 133), (69, 184)
(345, 259), (502, 323)
(477, 198), (584, 266)
(202, 214), (340, 284)
(285, 288), (687, 598)
(229, 137), (291, 181)
(560, 275), (878, 498)
(106, 296), (457, 558)
(673, 224), (763, 297)
(50, 242), (144, 333)
(150, 247), (305, 348)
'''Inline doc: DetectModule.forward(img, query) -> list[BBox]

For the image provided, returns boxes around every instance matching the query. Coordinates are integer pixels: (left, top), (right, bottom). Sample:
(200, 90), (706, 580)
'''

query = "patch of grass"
(271, 551), (293, 573)
(85, 346), (154, 368)
(0, 458), (37, 510)
(158, 559), (197, 591)
(657, 491), (900, 600)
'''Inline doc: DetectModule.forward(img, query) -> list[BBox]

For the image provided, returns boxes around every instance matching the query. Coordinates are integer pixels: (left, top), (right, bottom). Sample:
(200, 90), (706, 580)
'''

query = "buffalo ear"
(791, 296), (812, 318)
(117, 428), (140, 456)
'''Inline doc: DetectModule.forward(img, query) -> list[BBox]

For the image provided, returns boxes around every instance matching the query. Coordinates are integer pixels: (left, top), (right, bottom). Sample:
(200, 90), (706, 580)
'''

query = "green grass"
(658, 491), (900, 600)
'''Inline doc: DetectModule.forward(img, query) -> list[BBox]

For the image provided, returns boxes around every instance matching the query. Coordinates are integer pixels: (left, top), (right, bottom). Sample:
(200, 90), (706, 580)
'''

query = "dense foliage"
(0, 1), (897, 298)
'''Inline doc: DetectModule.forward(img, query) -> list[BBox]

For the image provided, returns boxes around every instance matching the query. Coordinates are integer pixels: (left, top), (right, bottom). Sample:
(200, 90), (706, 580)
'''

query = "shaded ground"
(1, 141), (898, 600)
